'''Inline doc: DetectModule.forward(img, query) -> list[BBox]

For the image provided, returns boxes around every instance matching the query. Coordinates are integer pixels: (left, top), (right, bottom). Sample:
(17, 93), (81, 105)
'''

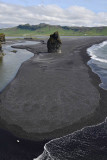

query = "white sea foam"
(87, 40), (107, 90)
(33, 154), (43, 160)
(98, 41), (107, 48)
(34, 118), (107, 160)
(87, 41), (107, 63)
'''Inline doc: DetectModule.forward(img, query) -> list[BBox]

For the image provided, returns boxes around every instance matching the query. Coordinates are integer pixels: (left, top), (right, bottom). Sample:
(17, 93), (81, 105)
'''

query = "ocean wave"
(87, 40), (107, 90)
(87, 41), (107, 63)
(34, 118), (107, 160)
(98, 41), (107, 48)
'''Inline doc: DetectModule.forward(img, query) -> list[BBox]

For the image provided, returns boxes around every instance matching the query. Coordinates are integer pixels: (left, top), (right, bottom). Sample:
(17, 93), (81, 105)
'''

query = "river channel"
(0, 40), (39, 91)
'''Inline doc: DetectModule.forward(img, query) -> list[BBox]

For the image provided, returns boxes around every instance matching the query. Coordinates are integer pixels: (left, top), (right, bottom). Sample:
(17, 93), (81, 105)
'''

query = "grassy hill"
(0, 23), (107, 37)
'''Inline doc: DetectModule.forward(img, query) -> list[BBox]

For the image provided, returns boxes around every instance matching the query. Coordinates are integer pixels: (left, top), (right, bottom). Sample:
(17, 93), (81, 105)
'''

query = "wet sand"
(0, 36), (107, 142)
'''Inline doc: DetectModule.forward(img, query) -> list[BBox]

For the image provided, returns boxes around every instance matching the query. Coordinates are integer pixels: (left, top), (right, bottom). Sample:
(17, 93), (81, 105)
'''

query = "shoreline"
(0, 36), (107, 142)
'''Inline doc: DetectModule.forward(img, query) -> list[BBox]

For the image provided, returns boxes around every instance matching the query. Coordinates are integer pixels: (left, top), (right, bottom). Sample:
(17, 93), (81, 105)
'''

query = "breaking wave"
(87, 41), (107, 90)
(34, 118), (107, 160)
(87, 41), (107, 63)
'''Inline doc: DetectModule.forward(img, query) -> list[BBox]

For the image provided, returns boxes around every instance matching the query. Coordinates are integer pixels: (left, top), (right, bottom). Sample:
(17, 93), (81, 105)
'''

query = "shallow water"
(87, 41), (107, 90)
(0, 40), (39, 91)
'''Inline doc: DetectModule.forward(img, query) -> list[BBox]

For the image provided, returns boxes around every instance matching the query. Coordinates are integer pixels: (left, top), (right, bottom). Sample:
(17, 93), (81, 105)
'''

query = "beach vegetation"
(1, 24), (107, 37)
(11, 50), (17, 53)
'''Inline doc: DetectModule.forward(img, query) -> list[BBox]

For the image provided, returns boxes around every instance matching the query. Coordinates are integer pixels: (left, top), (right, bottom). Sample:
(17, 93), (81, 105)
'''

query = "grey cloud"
(0, 2), (107, 28)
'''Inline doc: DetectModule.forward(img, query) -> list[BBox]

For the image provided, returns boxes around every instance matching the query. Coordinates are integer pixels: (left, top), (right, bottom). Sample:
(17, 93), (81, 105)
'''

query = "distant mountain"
(0, 23), (107, 36)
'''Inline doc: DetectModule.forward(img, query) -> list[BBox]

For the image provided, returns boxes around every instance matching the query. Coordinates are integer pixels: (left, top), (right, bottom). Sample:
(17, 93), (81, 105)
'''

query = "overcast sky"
(0, 0), (107, 28)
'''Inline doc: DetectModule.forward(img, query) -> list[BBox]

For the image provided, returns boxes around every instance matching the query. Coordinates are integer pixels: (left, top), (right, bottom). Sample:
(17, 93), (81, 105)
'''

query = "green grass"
(1, 25), (107, 37)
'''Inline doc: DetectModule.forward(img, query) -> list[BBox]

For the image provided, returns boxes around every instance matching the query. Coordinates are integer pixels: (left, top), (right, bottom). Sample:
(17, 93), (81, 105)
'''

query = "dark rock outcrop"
(0, 42), (4, 59)
(0, 33), (5, 42)
(47, 31), (62, 53)
(0, 42), (2, 51)
(0, 33), (5, 59)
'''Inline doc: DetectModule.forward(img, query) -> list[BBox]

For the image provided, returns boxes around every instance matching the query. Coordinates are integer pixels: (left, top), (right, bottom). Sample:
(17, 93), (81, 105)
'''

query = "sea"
(0, 40), (107, 159)
(87, 41), (107, 90)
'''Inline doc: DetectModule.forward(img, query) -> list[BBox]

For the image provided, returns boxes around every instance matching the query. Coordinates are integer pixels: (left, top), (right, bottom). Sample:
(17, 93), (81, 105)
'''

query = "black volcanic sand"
(0, 36), (107, 159)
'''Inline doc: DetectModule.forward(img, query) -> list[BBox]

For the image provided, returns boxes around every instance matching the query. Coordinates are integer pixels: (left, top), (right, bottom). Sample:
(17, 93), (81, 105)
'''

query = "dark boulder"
(0, 33), (5, 42)
(47, 31), (62, 53)
(0, 42), (2, 51)
(0, 42), (4, 59)
(0, 33), (5, 59)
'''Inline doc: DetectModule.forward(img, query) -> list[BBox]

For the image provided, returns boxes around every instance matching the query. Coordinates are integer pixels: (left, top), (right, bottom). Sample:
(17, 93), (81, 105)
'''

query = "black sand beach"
(0, 36), (107, 159)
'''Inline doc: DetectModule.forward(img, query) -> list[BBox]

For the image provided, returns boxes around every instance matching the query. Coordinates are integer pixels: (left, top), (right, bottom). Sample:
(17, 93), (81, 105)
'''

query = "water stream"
(0, 40), (39, 91)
